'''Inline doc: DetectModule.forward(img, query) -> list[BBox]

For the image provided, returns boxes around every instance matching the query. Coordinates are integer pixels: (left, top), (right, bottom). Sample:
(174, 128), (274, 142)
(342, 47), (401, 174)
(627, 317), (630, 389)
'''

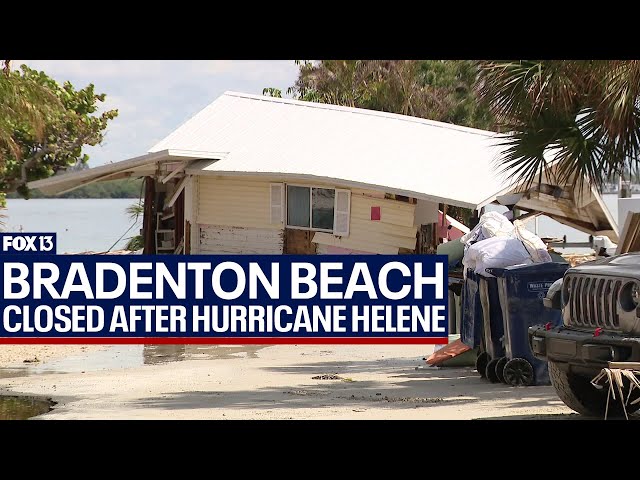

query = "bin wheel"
(503, 358), (535, 386)
(475, 352), (490, 378)
(486, 358), (501, 383)
(495, 357), (508, 383)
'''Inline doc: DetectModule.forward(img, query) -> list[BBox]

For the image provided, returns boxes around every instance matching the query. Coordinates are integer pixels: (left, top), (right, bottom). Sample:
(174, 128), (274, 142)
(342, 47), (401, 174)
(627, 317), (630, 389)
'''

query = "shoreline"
(0, 344), (106, 369)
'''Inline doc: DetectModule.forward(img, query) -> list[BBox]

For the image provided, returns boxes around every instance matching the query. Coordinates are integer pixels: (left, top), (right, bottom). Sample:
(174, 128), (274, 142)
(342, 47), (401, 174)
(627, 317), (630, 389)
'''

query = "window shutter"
(333, 189), (351, 236)
(270, 183), (284, 224)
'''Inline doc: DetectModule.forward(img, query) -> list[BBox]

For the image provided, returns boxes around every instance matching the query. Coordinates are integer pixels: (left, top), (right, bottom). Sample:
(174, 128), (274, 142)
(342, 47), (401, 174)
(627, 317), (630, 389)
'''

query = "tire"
(495, 357), (508, 383)
(475, 352), (490, 379)
(503, 358), (535, 386)
(548, 361), (640, 418)
(486, 358), (501, 383)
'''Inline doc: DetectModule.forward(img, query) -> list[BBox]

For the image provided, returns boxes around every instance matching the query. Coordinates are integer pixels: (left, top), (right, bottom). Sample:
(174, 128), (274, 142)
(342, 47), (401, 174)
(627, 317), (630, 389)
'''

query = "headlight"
(619, 281), (640, 312)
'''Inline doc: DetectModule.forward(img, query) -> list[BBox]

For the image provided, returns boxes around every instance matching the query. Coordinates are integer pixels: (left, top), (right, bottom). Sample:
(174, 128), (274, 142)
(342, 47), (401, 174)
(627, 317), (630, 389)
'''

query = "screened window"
(287, 185), (335, 231)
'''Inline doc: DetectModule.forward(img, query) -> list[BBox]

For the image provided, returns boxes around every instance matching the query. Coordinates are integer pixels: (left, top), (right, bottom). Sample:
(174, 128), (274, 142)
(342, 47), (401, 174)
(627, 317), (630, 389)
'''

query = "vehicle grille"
(566, 274), (623, 330)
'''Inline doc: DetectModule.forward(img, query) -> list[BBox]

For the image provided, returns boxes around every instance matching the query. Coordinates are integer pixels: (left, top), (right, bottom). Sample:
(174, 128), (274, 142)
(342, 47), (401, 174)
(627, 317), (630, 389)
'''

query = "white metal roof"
(27, 90), (617, 239)
(150, 91), (513, 209)
(28, 149), (224, 195)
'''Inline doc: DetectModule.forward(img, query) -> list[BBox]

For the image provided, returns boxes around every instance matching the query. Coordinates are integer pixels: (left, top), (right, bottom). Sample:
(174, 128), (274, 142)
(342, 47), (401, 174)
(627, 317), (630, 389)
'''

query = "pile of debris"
(460, 212), (553, 278)
(559, 252), (596, 267)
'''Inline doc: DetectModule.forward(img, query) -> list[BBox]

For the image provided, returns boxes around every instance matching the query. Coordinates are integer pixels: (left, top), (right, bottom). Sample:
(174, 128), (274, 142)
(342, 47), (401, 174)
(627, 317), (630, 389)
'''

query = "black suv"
(529, 253), (640, 417)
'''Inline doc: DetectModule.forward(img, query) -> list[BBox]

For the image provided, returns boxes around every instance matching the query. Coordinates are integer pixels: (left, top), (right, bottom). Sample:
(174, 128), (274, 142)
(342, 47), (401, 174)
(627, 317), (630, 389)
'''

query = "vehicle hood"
(568, 253), (640, 278)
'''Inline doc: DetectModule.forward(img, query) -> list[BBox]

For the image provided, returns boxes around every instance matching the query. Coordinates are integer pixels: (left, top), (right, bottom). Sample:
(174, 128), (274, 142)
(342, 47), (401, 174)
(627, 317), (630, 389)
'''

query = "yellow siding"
(313, 193), (417, 254)
(197, 176), (280, 230)
(195, 175), (417, 254)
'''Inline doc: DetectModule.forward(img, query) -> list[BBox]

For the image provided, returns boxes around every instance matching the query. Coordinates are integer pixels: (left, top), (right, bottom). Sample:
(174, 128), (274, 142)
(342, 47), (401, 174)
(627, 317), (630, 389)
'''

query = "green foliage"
(475, 60), (640, 191)
(0, 64), (118, 200)
(126, 200), (144, 221)
(277, 60), (495, 130)
(265, 60), (493, 224)
(124, 235), (144, 251)
(262, 87), (282, 98)
(6, 178), (143, 199)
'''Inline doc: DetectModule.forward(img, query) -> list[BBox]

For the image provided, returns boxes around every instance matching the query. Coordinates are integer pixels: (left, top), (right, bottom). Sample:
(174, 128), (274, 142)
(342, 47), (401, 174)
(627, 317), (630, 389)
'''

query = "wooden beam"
(545, 213), (600, 235)
(142, 177), (156, 255)
(514, 210), (542, 223)
(166, 177), (187, 209)
(161, 161), (189, 184)
(616, 212), (640, 254)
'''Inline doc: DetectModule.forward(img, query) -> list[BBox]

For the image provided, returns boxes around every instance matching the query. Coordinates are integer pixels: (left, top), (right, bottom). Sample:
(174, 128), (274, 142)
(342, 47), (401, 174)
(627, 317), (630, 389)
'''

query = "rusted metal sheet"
(199, 224), (283, 254)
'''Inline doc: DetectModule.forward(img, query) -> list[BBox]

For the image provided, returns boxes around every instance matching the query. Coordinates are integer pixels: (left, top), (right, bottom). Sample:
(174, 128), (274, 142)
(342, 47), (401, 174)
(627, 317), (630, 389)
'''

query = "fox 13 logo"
(0, 233), (57, 255)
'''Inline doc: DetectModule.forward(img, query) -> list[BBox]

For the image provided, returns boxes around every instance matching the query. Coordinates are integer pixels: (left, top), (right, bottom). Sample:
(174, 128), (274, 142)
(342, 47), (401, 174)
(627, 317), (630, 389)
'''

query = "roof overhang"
(27, 149), (226, 195)
(185, 160), (616, 241)
(477, 167), (619, 242)
(185, 160), (487, 209)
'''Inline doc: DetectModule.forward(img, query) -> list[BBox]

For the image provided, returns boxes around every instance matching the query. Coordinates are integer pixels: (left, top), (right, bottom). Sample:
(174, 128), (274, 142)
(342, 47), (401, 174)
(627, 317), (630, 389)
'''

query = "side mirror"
(543, 278), (563, 310)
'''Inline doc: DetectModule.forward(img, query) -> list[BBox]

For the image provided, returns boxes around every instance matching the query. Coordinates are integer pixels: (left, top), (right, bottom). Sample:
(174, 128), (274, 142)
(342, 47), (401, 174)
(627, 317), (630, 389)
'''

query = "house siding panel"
(199, 225), (284, 254)
(197, 176), (282, 230)
(195, 175), (418, 255)
(313, 193), (418, 255)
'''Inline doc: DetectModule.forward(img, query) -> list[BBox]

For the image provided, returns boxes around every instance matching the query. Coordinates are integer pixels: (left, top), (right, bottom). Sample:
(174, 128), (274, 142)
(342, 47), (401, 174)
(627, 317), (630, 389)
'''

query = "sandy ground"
(0, 345), (104, 369)
(0, 344), (580, 419)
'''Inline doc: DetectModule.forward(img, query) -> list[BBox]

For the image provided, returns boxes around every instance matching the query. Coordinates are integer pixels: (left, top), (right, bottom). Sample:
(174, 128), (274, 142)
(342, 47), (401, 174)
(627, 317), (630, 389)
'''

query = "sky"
(17, 60), (300, 167)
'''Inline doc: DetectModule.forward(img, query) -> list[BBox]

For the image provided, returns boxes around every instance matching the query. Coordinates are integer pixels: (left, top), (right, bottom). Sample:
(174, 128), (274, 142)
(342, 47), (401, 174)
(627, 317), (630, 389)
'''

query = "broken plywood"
(284, 229), (317, 254)
(615, 212), (640, 255)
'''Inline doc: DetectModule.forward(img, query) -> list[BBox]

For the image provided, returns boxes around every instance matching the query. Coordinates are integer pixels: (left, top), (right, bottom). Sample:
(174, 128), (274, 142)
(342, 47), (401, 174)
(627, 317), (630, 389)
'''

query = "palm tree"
(475, 60), (640, 195)
(123, 201), (144, 251)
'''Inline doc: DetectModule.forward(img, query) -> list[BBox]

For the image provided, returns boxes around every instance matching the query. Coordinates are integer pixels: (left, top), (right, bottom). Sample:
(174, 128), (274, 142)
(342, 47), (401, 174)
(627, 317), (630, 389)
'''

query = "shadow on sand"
(136, 357), (594, 419)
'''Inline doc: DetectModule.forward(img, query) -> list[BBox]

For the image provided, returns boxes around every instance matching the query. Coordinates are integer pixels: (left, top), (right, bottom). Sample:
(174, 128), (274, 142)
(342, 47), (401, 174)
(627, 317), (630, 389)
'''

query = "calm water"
(4, 198), (140, 253)
(1, 194), (631, 254)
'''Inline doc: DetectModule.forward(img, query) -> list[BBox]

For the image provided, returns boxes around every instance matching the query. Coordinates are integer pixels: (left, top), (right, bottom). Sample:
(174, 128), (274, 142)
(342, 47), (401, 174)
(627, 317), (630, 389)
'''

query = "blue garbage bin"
(461, 269), (483, 349)
(487, 262), (569, 386)
(478, 276), (506, 382)
(461, 269), (491, 377)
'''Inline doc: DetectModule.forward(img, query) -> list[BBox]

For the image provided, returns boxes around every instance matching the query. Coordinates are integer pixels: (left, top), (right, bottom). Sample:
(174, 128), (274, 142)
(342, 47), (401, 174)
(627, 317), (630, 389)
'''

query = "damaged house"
(29, 91), (618, 255)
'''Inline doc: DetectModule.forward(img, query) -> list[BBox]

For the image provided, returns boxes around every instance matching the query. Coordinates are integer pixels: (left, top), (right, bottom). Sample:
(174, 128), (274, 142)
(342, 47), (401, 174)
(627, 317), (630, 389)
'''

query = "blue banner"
(0, 254), (448, 344)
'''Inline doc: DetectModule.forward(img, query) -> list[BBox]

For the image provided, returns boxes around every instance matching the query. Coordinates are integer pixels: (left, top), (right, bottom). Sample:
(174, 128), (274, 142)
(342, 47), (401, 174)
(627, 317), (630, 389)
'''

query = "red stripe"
(0, 337), (448, 345)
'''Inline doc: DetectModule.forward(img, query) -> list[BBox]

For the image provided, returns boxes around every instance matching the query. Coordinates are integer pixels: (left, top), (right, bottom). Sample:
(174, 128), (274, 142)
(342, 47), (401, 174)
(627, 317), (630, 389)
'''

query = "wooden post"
(174, 189), (185, 248)
(185, 221), (191, 254)
(142, 176), (156, 255)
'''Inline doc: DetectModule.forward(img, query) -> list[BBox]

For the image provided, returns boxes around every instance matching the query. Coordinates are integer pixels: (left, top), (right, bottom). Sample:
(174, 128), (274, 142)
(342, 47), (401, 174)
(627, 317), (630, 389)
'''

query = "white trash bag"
(463, 236), (533, 277)
(513, 219), (552, 264)
(460, 211), (515, 247)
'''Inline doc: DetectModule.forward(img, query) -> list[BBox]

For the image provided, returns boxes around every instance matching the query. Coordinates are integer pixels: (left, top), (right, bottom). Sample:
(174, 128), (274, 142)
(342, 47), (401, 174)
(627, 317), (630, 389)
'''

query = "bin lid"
(486, 261), (569, 278)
